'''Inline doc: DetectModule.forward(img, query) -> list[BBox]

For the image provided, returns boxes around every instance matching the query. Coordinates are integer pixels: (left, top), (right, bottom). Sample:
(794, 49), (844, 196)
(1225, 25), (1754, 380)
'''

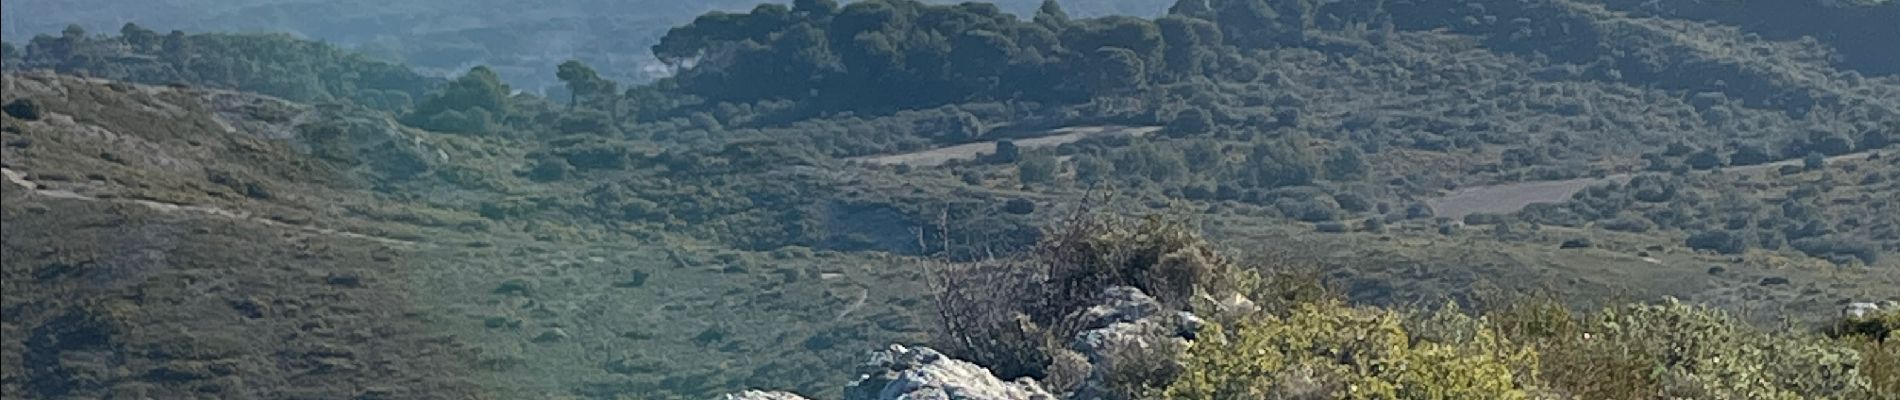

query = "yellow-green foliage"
(1838, 308), (1900, 397)
(1491, 298), (1882, 399)
(1579, 300), (1869, 399)
(946, 213), (1894, 400)
(1862, 340), (1899, 398)
(1164, 302), (1534, 400)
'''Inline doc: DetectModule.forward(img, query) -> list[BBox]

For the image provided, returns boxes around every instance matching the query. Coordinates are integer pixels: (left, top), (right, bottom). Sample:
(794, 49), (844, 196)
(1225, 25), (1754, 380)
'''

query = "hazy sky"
(2, 0), (1170, 40)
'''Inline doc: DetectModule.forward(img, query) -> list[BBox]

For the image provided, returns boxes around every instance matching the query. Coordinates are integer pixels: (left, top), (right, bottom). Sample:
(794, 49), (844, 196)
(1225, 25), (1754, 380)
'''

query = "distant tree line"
(4, 23), (440, 109)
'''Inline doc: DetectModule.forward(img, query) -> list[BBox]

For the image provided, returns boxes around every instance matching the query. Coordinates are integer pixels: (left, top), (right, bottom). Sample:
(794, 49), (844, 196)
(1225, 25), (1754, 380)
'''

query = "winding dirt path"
(849, 126), (1160, 166)
(2, 167), (417, 246)
(1425, 151), (1881, 219)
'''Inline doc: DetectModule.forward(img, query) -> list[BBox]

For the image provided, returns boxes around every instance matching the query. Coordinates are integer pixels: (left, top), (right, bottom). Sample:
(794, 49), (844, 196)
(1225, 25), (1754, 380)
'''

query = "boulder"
(843, 344), (1055, 400)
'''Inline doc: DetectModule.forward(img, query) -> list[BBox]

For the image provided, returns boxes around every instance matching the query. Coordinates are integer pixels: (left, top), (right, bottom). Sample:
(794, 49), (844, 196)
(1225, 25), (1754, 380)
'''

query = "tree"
(943, 109), (989, 142)
(409, 66), (511, 134)
(1087, 47), (1147, 95)
(1859, 125), (1892, 150)
(1166, 108), (1214, 137)
(1627, 174), (1679, 202)
(1685, 148), (1725, 170)
(61, 24), (86, 42)
(1323, 145), (1368, 181)
(120, 23), (159, 51)
(1182, 140), (1223, 173)
(792, 0), (839, 16)
(1687, 230), (1747, 255)
(1112, 143), (1190, 182)
(1803, 152), (1826, 171)
(1808, 130), (1856, 156)
(159, 30), (191, 64)
(1157, 15), (1222, 80)
(422, 108), (497, 134)
(1791, 237), (1880, 265)
(0, 42), (18, 67)
(1034, 0), (1070, 27)
(557, 60), (621, 124)
(1241, 137), (1318, 188)
(557, 60), (602, 109)
(3, 99), (43, 121)
(1728, 144), (1774, 166)
(1018, 154), (1058, 184)
(1168, 0), (1218, 19)
(992, 140), (1022, 164)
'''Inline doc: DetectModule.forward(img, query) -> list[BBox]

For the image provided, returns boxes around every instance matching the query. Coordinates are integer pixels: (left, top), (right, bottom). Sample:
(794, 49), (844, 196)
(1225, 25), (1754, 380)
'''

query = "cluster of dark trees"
(1595, 0), (1900, 75)
(3, 24), (439, 109)
(650, 0), (1329, 113)
(7, 0), (1895, 264)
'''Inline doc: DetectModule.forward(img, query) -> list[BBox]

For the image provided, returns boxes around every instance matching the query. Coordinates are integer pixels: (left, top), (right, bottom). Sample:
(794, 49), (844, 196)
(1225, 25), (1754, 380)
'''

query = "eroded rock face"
(1065, 287), (1200, 400)
(843, 344), (1056, 400)
(722, 390), (815, 400)
(718, 288), (1205, 400)
(1844, 302), (1881, 318)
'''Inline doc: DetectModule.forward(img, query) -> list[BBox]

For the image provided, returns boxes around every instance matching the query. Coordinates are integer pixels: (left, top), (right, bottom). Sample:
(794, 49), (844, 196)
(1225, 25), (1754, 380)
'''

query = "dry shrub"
(926, 258), (1062, 379)
(927, 211), (1263, 382)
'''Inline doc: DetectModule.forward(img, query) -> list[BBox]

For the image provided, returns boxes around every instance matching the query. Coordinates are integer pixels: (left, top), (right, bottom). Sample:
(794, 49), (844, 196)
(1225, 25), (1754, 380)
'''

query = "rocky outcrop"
(711, 344), (1058, 400)
(1064, 287), (1201, 400)
(1844, 302), (1881, 318)
(1843, 301), (1897, 318)
(719, 286), (1210, 400)
(843, 344), (1056, 400)
(722, 390), (815, 400)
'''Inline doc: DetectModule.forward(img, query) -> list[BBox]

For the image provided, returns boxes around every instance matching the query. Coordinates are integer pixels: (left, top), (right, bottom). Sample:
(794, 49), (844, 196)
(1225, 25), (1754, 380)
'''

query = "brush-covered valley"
(2, 0), (1898, 399)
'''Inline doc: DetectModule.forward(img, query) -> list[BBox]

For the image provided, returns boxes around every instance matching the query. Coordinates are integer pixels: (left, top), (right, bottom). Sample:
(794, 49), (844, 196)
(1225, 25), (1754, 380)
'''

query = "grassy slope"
(3, 70), (1895, 399)
(0, 173), (484, 399)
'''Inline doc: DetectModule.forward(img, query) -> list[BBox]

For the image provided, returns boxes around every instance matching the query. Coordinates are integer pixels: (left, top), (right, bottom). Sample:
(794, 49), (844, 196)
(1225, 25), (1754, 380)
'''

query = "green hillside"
(2, 0), (1897, 398)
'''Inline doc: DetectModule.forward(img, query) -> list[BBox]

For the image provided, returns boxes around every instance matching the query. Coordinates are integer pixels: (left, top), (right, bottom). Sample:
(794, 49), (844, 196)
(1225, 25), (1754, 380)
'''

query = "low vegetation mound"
(934, 212), (1899, 399)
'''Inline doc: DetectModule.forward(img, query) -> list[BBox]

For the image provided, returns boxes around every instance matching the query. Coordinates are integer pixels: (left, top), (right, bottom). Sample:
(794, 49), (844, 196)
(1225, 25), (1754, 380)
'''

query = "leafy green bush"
(1686, 230), (1748, 254)
(1166, 108), (1214, 137)
(524, 155), (573, 182)
(1164, 302), (1536, 400)
(555, 142), (632, 170)
(1581, 300), (1870, 399)
(1792, 236), (1882, 265)
(1018, 154), (1059, 184)
(921, 210), (1894, 400)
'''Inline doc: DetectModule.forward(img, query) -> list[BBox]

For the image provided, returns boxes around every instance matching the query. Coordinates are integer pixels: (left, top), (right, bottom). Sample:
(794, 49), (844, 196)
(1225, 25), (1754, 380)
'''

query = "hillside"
(3, 0), (1899, 398)
(1, 0), (1175, 91)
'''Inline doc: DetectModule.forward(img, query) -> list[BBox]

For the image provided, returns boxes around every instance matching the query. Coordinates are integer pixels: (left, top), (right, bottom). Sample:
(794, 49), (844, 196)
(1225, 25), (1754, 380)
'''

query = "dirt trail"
(1426, 151), (1881, 219)
(2, 167), (417, 246)
(849, 126), (1160, 166)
